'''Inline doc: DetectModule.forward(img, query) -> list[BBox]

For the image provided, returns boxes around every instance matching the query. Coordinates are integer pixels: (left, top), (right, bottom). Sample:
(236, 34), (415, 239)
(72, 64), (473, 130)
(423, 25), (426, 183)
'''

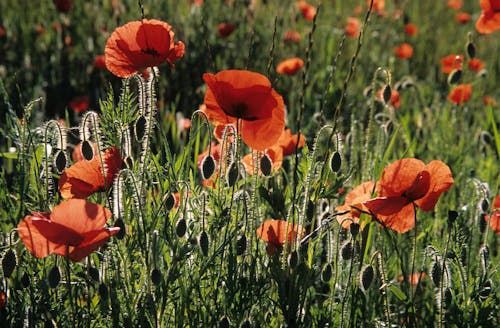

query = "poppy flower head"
(297, 1), (317, 21)
(485, 194), (500, 234)
(404, 23), (418, 36)
(284, 30), (301, 43)
(440, 54), (464, 74)
(367, 0), (386, 16)
(275, 128), (306, 156)
(216, 23), (236, 38)
(256, 219), (305, 256)
(393, 43), (414, 60)
(476, 0), (500, 34)
(69, 96), (89, 113)
(53, 0), (73, 13)
(467, 58), (484, 72)
(202, 70), (285, 151)
(397, 272), (427, 286)
(93, 55), (106, 69)
(276, 57), (304, 76)
(447, 0), (463, 10)
(105, 19), (185, 78)
(0, 26), (5, 38)
(17, 199), (119, 262)
(448, 84), (472, 105)
(335, 181), (375, 229)
(345, 17), (362, 38)
(455, 12), (472, 24)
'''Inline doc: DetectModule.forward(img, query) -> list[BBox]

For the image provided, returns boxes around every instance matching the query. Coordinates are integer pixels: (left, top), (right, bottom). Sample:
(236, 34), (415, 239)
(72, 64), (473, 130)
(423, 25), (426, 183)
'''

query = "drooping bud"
(199, 231), (209, 256)
(201, 155), (216, 180)
(321, 263), (333, 283)
(165, 193), (176, 211)
(175, 218), (187, 238)
(88, 266), (100, 282)
(114, 218), (126, 240)
(260, 153), (273, 176)
(226, 161), (240, 187)
(382, 84), (392, 104)
(54, 150), (67, 174)
(48, 265), (61, 289)
(329, 152), (341, 173)
(2, 249), (17, 279)
(359, 264), (375, 292)
(340, 241), (353, 260)
(151, 268), (162, 286)
(430, 261), (442, 287)
(81, 140), (94, 161)
(218, 316), (231, 328)
(466, 42), (476, 59)
(447, 69), (462, 85)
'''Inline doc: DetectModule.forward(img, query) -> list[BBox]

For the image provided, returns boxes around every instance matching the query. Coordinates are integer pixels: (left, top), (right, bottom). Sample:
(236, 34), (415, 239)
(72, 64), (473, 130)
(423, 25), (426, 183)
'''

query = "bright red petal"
(415, 160), (454, 211)
(17, 215), (59, 258)
(50, 199), (112, 235)
(66, 228), (120, 262)
(30, 218), (84, 246)
(378, 158), (426, 197)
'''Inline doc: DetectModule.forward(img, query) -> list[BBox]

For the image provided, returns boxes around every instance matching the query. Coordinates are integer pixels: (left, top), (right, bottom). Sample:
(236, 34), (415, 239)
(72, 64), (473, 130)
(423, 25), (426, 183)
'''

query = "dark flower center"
(142, 47), (160, 57)
(228, 103), (259, 121)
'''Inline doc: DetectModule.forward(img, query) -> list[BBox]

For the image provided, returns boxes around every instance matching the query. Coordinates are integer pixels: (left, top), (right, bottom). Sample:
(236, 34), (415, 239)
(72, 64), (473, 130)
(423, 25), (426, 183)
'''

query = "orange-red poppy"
(0, 26), (5, 38)
(377, 88), (401, 108)
(476, 0), (500, 34)
(345, 17), (362, 38)
(367, 0), (386, 16)
(59, 146), (123, 199)
(335, 181), (375, 229)
(284, 30), (301, 43)
(256, 219), (305, 255)
(440, 54), (464, 74)
(484, 96), (497, 107)
(216, 23), (236, 38)
(53, 0), (73, 12)
(393, 43), (414, 60)
(468, 58), (484, 72)
(397, 272), (427, 286)
(93, 55), (106, 69)
(455, 12), (472, 24)
(105, 19), (185, 78)
(297, 1), (317, 21)
(275, 128), (305, 156)
(484, 195), (500, 234)
(276, 57), (304, 76)
(17, 199), (119, 262)
(363, 158), (454, 233)
(68, 96), (89, 113)
(404, 23), (418, 36)
(447, 0), (463, 10)
(448, 84), (472, 105)
(202, 70), (285, 151)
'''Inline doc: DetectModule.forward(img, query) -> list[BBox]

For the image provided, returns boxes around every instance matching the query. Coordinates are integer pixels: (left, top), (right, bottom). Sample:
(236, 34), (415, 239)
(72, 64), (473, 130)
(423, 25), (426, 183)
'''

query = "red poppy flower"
(297, 1), (317, 21)
(483, 195), (500, 234)
(105, 19), (185, 78)
(345, 17), (362, 38)
(0, 290), (6, 310)
(276, 57), (304, 76)
(447, 0), (463, 10)
(93, 55), (106, 69)
(216, 23), (236, 38)
(256, 219), (305, 255)
(367, 0), (386, 16)
(68, 96), (89, 113)
(448, 84), (472, 105)
(393, 43), (414, 60)
(275, 128), (305, 156)
(397, 272), (427, 286)
(476, 0), (500, 34)
(363, 158), (454, 233)
(440, 54), (464, 74)
(377, 88), (401, 108)
(404, 23), (418, 36)
(335, 181), (375, 229)
(59, 146), (123, 199)
(53, 0), (73, 13)
(17, 199), (119, 262)
(468, 58), (484, 72)
(284, 30), (301, 43)
(484, 96), (497, 107)
(202, 70), (285, 151)
(455, 12), (472, 24)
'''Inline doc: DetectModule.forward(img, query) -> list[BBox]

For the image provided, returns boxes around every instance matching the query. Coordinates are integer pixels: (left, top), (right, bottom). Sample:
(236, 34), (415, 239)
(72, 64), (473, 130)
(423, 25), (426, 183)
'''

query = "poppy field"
(1, 0), (499, 327)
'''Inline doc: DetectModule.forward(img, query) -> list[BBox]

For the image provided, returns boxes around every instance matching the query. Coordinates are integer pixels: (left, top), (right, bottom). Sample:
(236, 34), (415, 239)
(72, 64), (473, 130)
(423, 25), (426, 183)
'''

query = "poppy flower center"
(227, 103), (258, 121)
(142, 47), (160, 58)
(403, 171), (431, 201)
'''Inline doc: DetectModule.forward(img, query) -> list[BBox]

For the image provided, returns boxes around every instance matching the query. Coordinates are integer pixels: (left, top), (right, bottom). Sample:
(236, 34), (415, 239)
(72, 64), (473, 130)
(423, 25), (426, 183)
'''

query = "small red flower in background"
(397, 272), (427, 286)
(447, 0), (463, 10)
(202, 70), (285, 151)
(468, 58), (484, 72)
(335, 181), (375, 229)
(345, 17), (362, 38)
(440, 54), (463, 74)
(256, 219), (305, 256)
(0, 26), (5, 38)
(17, 199), (119, 262)
(455, 12), (471, 24)
(284, 30), (301, 43)
(393, 43), (414, 60)
(58, 146), (122, 199)
(69, 96), (89, 113)
(448, 84), (472, 105)
(53, 0), (73, 13)
(485, 195), (500, 234)
(93, 55), (106, 69)
(276, 58), (304, 76)
(377, 88), (401, 108)
(484, 96), (497, 107)
(363, 158), (454, 233)
(297, 1), (317, 21)
(276, 128), (305, 156)
(367, 0), (386, 16)
(105, 19), (185, 78)
(404, 23), (418, 36)
(216, 23), (236, 38)
(476, 0), (500, 34)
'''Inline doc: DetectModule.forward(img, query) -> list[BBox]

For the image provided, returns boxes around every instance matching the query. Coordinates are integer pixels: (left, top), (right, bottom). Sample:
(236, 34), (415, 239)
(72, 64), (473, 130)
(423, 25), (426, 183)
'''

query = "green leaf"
(388, 284), (408, 302)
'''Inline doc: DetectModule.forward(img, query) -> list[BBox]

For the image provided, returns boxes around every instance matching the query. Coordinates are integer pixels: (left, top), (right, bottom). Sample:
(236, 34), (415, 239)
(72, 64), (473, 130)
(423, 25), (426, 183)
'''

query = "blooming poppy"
(17, 199), (119, 262)
(284, 30), (301, 43)
(58, 146), (123, 199)
(335, 181), (375, 229)
(297, 1), (316, 21)
(393, 43), (414, 60)
(202, 70), (285, 151)
(275, 128), (305, 156)
(404, 23), (418, 36)
(440, 54), (463, 74)
(276, 57), (304, 76)
(475, 0), (500, 34)
(448, 84), (472, 105)
(367, 0), (386, 16)
(397, 272), (427, 286)
(484, 96), (497, 107)
(0, 26), (5, 38)
(256, 219), (305, 255)
(447, 0), (463, 10)
(216, 23), (236, 38)
(468, 58), (484, 72)
(93, 55), (106, 69)
(483, 195), (500, 234)
(345, 17), (362, 38)
(53, 0), (73, 13)
(68, 96), (89, 113)
(377, 88), (401, 108)
(105, 19), (185, 78)
(455, 12), (472, 24)
(363, 158), (454, 233)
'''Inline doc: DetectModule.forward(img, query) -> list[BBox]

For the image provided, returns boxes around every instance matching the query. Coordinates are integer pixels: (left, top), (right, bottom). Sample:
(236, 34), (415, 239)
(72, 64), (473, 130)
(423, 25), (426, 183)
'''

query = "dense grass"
(0, 0), (499, 327)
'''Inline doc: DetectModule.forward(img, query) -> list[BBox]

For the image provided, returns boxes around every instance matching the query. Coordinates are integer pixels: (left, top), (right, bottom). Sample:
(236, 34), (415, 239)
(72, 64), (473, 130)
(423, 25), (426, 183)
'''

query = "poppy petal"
(50, 199), (112, 235)
(365, 200), (415, 233)
(415, 160), (454, 211)
(66, 228), (121, 262)
(378, 158), (425, 197)
(30, 218), (84, 246)
(363, 196), (410, 216)
(17, 215), (59, 258)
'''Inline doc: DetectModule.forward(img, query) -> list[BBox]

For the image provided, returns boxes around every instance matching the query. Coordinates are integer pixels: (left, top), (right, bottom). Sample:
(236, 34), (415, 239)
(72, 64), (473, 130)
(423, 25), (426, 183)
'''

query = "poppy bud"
(135, 115), (147, 141)
(54, 150), (67, 174)
(21, 272), (30, 288)
(321, 263), (333, 282)
(306, 200), (315, 221)
(114, 218), (126, 239)
(466, 42), (475, 59)
(260, 154), (273, 176)
(236, 234), (247, 256)
(199, 231), (209, 256)
(444, 288), (453, 308)
(201, 155), (216, 180)
(359, 264), (375, 292)
(340, 241), (353, 260)
(329, 152), (341, 173)
(88, 266), (100, 282)
(363, 85), (373, 98)
(288, 250), (299, 268)
(81, 140), (94, 160)
(226, 161), (240, 187)
(2, 249), (17, 279)
(151, 268), (162, 285)
(48, 265), (61, 288)
(447, 210), (458, 227)
(165, 193), (176, 211)
(480, 131), (492, 146)
(447, 69), (462, 85)
(480, 199), (489, 214)
(382, 84), (392, 104)
(350, 223), (360, 239)
(218, 316), (231, 328)
(98, 282), (109, 301)
(175, 218), (187, 238)
(430, 261), (442, 287)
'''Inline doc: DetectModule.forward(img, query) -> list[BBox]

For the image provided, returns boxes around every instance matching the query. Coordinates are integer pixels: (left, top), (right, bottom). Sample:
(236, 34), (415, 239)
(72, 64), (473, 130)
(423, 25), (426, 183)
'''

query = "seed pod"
(288, 250), (299, 268)
(340, 241), (353, 260)
(226, 161), (240, 187)
(175, 218), (187, 238)
(447, 69), (462, 85)
(81, 140), (94, 160)
(466, 42), (476, 59)
(321, 263), (333, 283)
(114, 218), (126, 240)
(54, 150), (67, 174)
(21, 272), (30, 288)
(88, 266), (100, 282)
(218, 316), (231, 328)
(2, 249), (17, 279)
(98, 282), (109, 301)
(359, 264), (375, 291)
(430, 261), (442, 287)
(329, 152), (341, 173)
(382, 84), (392, 104)
(199, 231), (209, 256)
(260, 154), (272, 176)
(201, 155), (216, 180)
(236, 235), (247, 256)
(134, 115), (147, 141)
(48, 265), (61, 288)
(151, 268), (162, 286)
